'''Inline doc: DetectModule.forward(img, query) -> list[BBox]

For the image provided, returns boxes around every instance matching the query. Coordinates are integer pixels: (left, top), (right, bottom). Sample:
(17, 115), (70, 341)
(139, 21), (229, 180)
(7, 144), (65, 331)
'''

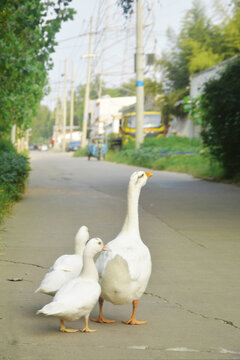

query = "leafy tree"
(0, 0), (75, 138)
(30, 105), (54, 143)
(160, 1), (221, 93)
(118, 0), (134, 15)
(201, 56), (240, 178)
(159, 0), (240, 118)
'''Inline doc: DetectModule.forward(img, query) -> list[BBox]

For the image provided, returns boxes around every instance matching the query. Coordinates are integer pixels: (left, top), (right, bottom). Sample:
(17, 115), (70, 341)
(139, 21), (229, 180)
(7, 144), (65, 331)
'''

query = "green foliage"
(73, 147), (88, 157)
(141, 136), (203, 151)
(0, 1), (75, 137)
(106, 136), (225, 180)
(152, 153), (224, 180)
(0, 138), (16, 153)
(183, 95), (204, 125)
(159, 0), (240, 117)
(201, 56), (240, 178)
(162, 88), (189, 118)
(0, 139), (31, 224)
(31, 105), (54, 143)
(118, 0), (134, 16)
(0, 152), (31, 201)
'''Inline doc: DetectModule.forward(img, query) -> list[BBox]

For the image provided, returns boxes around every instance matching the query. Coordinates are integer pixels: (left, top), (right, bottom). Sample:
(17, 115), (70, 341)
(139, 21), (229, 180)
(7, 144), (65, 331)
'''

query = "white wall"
(190, 56), (237, 97)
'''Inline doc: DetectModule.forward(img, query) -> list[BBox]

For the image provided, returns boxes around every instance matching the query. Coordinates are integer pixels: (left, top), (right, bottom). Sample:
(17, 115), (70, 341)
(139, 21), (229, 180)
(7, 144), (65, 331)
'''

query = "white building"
(53, 125), (82, 150)
(89, 95), (136, 137)
(169, 56), (237, 138)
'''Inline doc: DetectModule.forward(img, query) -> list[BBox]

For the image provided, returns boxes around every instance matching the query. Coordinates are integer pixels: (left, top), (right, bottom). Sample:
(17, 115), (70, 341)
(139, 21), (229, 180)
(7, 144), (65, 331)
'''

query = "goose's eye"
(139, 173), (144, 178)
(98, 241), (102, 245)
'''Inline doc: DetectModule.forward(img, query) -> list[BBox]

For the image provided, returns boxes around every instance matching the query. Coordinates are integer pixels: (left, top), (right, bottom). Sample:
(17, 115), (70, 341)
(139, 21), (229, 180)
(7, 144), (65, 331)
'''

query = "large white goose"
(92, 171), (152, 325)
(37, 238), (109, 333)
(35, 226), (89, 296)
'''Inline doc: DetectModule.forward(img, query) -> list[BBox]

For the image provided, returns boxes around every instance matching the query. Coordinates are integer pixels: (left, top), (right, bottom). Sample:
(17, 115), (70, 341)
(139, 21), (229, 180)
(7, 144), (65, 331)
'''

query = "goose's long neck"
(122, 183), (141, 236)
(80, 253), (99, 281)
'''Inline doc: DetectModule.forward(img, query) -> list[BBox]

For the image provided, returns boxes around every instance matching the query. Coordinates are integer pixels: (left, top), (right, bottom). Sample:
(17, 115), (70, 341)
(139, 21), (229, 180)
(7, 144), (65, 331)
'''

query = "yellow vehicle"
(121, 111), (165, 144)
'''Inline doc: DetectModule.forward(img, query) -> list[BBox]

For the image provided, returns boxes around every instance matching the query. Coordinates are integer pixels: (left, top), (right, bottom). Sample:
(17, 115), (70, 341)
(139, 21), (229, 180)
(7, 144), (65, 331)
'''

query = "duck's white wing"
(52, 254), (83, 274)
(35, 255), (83, 295)
(55, 278), (101, 317)
(38, 279), (101, 321)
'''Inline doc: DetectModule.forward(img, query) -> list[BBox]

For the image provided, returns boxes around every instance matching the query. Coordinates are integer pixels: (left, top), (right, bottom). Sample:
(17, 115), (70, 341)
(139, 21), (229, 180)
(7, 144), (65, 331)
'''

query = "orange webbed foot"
(91, 315), (115, 323)
(122, 318), (147, 325)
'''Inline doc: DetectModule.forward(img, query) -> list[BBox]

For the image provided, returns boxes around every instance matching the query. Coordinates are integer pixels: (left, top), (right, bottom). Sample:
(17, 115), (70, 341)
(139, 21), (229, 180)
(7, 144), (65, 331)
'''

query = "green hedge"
(0, 140), (31, 225)
(201, 56), (240, 178)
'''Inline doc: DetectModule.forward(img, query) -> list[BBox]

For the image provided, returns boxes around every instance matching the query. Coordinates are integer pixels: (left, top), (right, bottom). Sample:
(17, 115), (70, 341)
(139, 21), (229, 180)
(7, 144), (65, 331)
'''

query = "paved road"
(0, 151), (240, 360)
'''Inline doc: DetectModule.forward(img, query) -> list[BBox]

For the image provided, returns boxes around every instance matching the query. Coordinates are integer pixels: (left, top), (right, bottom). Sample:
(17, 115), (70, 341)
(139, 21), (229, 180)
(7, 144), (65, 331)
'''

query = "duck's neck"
(80, 253), (99, 281)
(75, 242), (85, 256)
(121, 183), (141, 237)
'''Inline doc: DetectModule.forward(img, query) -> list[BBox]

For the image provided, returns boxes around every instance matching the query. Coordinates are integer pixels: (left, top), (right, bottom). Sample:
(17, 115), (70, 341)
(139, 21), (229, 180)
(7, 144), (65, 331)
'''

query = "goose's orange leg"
(122, 300), (147, 325)
(91, 298), (115, 323)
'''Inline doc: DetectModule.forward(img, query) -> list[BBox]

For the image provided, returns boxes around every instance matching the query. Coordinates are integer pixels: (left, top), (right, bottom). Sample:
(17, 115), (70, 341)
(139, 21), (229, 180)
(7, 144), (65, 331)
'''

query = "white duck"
(37, 238), (109, 333)
(35, 226), (89, 296)
(92, 171), (152, 325)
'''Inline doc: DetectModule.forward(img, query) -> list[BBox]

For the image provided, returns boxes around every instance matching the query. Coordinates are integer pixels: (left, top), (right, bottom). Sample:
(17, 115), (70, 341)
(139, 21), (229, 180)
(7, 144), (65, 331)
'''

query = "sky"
(43, 0), (229, 110)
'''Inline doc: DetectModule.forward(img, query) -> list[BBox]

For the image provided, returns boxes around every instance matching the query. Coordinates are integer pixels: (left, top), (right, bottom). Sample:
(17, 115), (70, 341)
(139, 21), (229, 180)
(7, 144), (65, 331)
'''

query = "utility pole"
(136, 0), (144, 149)
(55, 84), (60, 148)
(152, 0), (157, 82)
(98, 0), (109, 99)
(62, 59), (67, 151)
(70, 60), (74, 141)
(82, 17), (93, 148)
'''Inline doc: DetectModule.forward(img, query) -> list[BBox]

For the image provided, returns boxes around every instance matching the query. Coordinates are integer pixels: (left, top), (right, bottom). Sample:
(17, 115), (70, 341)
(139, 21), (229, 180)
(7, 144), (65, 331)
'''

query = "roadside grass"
(72, 135), (236, 182)
(73, 147), (88, 157)
(152, 154), (225, 179)
(105, 136), (227, 181)
(141, 136), (203, 151)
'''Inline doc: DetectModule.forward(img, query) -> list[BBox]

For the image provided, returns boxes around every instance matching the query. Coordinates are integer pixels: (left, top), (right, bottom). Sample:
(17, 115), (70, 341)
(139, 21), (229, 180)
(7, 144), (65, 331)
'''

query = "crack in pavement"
(144, 292), (240, 330)
(89, 184), (206, 249)
(152, 213), (207, 249)
(0, 259), (47, 269)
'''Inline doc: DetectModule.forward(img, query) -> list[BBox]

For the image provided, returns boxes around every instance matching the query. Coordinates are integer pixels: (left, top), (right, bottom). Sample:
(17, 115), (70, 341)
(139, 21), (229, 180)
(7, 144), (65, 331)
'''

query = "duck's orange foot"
(81, 327), (96, 333)
(122, 318), (147, 325)
(60, 327), (80, 333)
(91, 315), (115, 323)
(60, 320), (79, 333)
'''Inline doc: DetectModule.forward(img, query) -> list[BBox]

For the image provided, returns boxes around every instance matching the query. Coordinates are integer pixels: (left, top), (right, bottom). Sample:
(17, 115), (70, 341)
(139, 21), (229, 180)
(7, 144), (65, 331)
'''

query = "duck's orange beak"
(145, 171), (153, 178)
(102, 246), (111, 251)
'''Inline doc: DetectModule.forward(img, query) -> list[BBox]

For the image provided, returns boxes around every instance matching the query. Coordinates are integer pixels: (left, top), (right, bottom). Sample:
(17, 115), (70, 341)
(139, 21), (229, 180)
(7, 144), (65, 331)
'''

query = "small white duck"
(35, 226), (89, 296)
(37, 238), (109, 333)
(92, 171), (152, 325)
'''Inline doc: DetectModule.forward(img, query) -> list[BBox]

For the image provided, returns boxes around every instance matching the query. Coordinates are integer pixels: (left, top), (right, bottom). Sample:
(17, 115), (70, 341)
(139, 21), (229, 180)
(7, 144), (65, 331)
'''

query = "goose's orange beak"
(145, 171), (153, 178)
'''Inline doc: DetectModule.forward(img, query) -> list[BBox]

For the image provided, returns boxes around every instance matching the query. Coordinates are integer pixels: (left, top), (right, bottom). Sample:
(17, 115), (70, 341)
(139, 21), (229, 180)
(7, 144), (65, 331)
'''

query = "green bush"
(201, 56), (240, 178)
(0, 138), (16, 153)
(0, 151), (31, 201)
